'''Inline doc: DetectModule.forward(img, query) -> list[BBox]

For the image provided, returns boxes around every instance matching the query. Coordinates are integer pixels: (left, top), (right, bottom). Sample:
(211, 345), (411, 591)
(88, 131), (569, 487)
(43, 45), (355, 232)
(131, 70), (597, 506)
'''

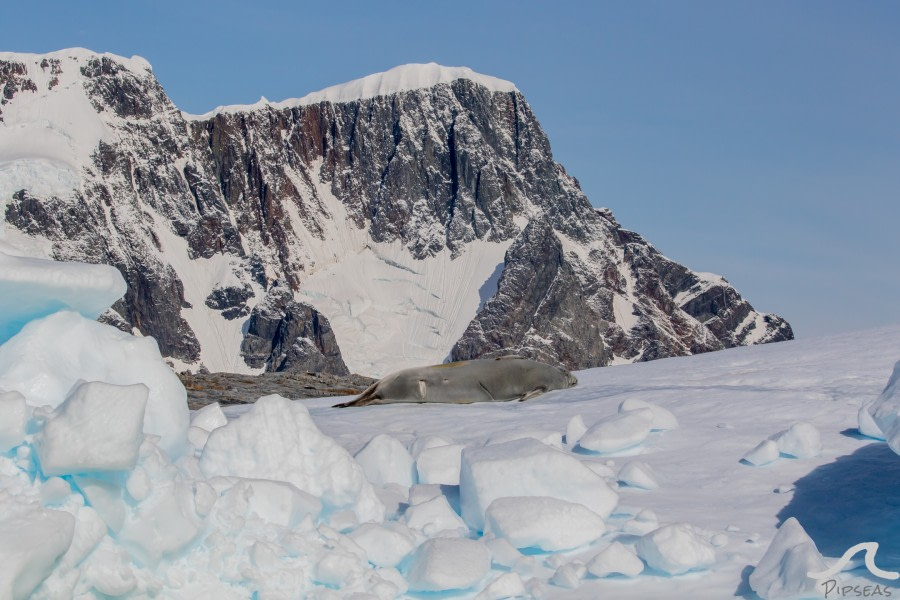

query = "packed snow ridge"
(187, 62), (519, 119)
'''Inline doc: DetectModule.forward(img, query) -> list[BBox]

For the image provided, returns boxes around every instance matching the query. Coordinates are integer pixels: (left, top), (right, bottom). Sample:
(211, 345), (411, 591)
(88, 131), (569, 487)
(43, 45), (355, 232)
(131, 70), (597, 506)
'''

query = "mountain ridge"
(0, 48), (793, 377)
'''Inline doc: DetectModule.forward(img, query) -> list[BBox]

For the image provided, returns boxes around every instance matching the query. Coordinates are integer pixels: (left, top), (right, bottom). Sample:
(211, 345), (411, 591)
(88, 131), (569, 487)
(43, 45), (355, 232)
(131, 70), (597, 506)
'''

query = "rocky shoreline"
(178, 370), (375, 410)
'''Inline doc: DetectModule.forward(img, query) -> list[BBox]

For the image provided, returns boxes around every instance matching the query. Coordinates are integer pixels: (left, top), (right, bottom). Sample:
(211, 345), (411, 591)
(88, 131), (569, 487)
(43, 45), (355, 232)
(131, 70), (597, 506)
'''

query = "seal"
(333, 357), (577, 408)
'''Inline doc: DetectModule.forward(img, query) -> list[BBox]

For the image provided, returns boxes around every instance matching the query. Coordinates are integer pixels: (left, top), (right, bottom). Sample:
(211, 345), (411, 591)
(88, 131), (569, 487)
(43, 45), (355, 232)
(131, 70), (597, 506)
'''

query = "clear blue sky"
(7, 1), (899, 338)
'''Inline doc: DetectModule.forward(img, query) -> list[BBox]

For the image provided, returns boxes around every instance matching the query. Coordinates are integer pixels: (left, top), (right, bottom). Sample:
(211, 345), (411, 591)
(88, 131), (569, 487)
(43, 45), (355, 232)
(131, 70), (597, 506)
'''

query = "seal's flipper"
(333, 381), (381, 408)
(517, 387), (547, 402)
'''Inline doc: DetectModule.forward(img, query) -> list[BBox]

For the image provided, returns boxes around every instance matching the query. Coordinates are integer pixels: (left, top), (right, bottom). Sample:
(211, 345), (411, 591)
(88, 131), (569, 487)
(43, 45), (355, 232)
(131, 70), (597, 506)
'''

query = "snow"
(299, 237), (511, 377)
(635, 523), (717, 575)
(37, 381), (147, 476)
(0, 252), (126, 344)
(459, 438), (619, 530)
(187, 63), (519, 120)
(748, 517), (827, 600)
(484, 496), (606, 551)
(586, 541), (645, 578)
(578, 408), (654, 453)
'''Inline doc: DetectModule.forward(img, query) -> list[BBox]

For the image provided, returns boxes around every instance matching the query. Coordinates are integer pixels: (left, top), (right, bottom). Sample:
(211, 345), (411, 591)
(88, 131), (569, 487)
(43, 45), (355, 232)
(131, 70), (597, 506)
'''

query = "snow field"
(2, 254), (900, 598)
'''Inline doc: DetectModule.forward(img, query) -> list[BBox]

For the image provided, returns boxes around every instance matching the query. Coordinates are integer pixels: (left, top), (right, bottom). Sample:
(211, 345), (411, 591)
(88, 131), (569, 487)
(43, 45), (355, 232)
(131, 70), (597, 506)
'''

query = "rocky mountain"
(0, 49), (792, 377)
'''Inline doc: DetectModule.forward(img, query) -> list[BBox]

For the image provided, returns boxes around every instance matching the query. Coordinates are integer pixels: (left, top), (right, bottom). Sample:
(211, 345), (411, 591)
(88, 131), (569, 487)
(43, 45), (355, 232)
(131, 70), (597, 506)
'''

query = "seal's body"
(333, 357), (577, 408)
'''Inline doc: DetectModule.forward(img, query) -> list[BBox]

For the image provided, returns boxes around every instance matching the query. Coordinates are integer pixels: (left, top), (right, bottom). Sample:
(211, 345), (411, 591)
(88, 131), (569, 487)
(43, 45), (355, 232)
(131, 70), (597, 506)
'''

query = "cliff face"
(0, 50), (792, 376)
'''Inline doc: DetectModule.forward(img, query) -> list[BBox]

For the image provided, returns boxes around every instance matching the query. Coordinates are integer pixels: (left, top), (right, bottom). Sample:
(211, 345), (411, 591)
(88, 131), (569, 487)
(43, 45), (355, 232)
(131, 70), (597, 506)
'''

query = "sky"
(5, 1), (899, 338)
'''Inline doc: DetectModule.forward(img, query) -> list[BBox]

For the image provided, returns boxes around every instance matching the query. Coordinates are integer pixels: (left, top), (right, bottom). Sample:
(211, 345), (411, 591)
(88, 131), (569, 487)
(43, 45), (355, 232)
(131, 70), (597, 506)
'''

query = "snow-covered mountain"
(0, 49), (792, 376)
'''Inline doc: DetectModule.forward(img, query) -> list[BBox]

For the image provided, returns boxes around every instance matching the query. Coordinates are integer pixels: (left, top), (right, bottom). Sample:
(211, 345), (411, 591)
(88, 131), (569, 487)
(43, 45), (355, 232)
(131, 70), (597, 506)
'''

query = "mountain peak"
(0, 48), (152, 75)
(186, 63), (518, 120)
(297, 62), (518, 104)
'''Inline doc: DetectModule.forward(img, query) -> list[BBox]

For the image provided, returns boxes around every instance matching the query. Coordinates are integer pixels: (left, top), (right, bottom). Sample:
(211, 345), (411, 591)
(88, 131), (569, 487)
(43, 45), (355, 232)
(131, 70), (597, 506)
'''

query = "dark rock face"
(240, 284), (349, 375)
(205, 285), (254, 320)
(1, 51), (793, 375)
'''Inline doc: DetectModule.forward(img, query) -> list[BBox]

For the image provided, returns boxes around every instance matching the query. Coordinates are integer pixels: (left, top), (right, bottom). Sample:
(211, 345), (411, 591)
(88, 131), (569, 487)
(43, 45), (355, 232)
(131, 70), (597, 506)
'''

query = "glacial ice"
(635, 523), (717, 575)
(199, 394), (385, 523)
(0, 252), (126, 345)
(459, 438), (618, 530)
(0, 311), (189, 458)
(578, 408), (654, 453)
(748, 517), (827, 600)
(483, 496), (606, 551)
(586, 541), (645, 578)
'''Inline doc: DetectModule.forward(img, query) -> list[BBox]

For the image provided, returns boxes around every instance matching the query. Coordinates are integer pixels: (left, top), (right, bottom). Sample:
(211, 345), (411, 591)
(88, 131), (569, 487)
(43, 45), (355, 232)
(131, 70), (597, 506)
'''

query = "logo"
(808, 542), (897, 598)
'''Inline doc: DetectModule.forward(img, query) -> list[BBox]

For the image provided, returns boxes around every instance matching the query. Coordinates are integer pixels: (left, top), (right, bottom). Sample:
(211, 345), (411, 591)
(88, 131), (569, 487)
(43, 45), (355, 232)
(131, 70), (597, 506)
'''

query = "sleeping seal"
(333, 357), (577, 408)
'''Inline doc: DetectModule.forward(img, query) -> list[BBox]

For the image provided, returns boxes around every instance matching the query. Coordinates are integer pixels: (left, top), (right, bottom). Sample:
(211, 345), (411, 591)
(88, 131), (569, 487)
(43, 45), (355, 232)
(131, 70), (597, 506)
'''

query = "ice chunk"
(484, 496), (605, 551)
(578, 409), (654, 453)
(743, 439), (781, 466)
(618, 398), (679, 431)
(770, 422), (822, 459)
(349, 522), (415, 568)
(191, 402), (228, 432)
(460, 438), (617, 530)
(238, 479), (322, 527)
(550, 562), (585, 588)
(408, 483), (444, 505)
(39, 477), (71, 506)
(475, 572), (527, 600)
(416, 443), (464, 485)
(409, 435), (454, 458)
(748, 517), (827, 600)
(0, 252), (126, 345)
(200, 395), (384, 523)
(485, 537), (524, 569)
(0, 506), (76, 600)
(405, 494), (468, 536)
(636, 523), (716, 575)
(37, 381), (147, 476)
(406, 538), (491, 592)
(858, 400), (885, 440)
(0, 311), (189, 458)
(617, 461), (659, 490)
(587, 541), (645, 577)
(486, 429), (563, 450)
(565, 414), (587, 446)
(0, 390), (27, 453)
(354, 434), (416, 488)
(314, 550), (364, 587)
(870, 361), (900, 454)
(118, 478), (203, 565)
(581, 459), (616, 478)
(622, 508), (659, 536)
